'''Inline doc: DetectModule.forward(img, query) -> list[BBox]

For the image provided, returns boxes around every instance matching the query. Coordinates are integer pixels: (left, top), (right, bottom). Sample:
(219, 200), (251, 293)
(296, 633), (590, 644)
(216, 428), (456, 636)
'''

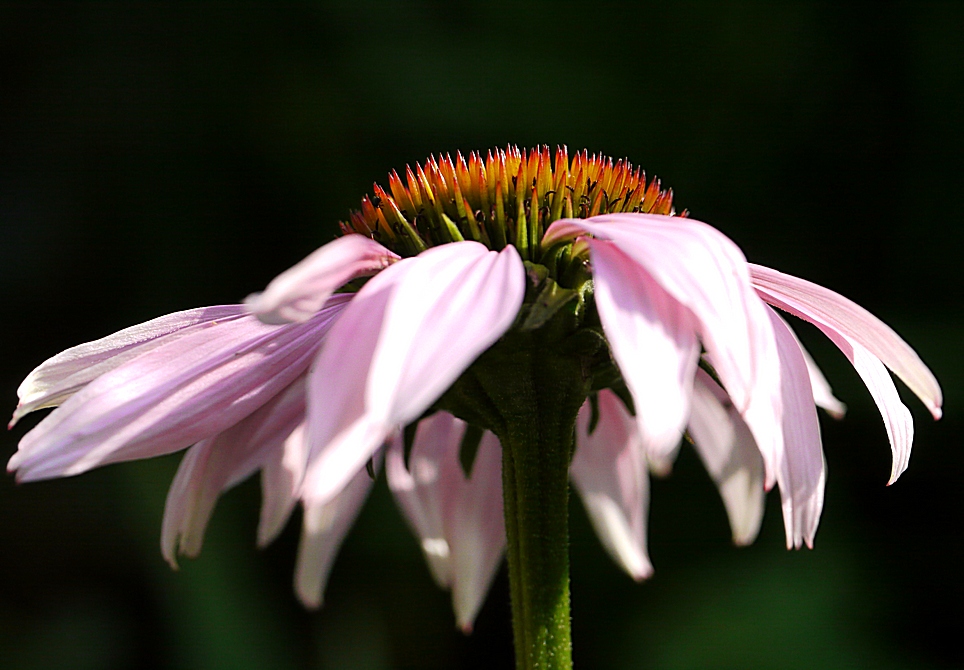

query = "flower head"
(8, 146), (942, 635)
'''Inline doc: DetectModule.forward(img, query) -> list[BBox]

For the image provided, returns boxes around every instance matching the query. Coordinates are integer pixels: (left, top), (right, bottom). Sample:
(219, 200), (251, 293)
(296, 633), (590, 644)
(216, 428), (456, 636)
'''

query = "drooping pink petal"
(386, 414), (460, 588)
(688, 369), (765, 546)
(750, 265), (930, 483)
(548, 213), (786, 490)
(301, 242), (524, 508)
(11, 305), (245, 426)
(749, 263), (942, 419)
(160, 378), (307, 566)
(571, 389), (653, 581)
(387, 411), (506, 632)
(245, 234), (399, 324)
(588, 240), (700, 464)
(294, 461), (377, 609)
(777, 316), (847, 419)
(448, 430), (504, 633)
(546, 213), (773, 415)
(259, 421), (310, 547)
(9, 295), (351, 482)
(767, 307), (826, 549)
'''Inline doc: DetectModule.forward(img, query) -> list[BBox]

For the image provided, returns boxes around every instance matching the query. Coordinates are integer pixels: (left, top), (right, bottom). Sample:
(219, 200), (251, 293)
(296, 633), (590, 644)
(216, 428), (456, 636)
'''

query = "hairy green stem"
(456, 333), (589, 670)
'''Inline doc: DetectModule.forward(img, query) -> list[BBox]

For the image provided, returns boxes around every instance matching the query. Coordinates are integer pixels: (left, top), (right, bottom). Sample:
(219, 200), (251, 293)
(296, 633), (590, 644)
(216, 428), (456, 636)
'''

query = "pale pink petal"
(547, 214), (788, 490)
(258, 421), (310, 547)
(11, 305), (244, 426)
(750, 263), (942, 419)
(446, 429), (505, 633)
(385, 416), (458, 588)
(826, 331), (913, 485)
(546, 214), (774, 416)
(245, 234), (399, 324)
(767, 307), (826, 549)
(571, 389), (653, 581)
(160, 378), (307, 565)
(777, 316), (847, 419)
(751, 265), (926, 483)
(588, 240), (700, 463)
(9, 296), (350, 482)
(299, 262), (414, 508)
(301, 242), (524, 508)
(688, 369), (765, 546)
(294, 463), (376, 609)
(386, 411), (505, 632)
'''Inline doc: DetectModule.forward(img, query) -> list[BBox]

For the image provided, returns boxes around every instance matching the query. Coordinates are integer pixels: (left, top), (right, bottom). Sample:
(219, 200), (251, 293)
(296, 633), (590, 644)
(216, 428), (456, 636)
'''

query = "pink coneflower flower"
(8, 146), (941, 670)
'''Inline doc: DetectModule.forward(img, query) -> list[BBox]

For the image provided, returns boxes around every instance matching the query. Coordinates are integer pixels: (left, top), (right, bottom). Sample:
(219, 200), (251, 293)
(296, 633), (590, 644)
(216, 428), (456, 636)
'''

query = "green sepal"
(521, 278), (581, 331)
(458, 424), (485, 477)
(402, 422), (419, 470)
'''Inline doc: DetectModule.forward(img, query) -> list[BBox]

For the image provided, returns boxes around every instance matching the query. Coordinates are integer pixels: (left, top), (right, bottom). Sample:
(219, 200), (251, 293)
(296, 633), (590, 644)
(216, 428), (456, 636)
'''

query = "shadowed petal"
(688, 369), (765, 546)
(386, 415), (458, 588)
(768, 307), (826, 549)
(259, 421), (311, 547)
(387, 412), (506, 632)
(245, 235), (399, 324)
(160, 378), (305, 566)
(294, 461), (377, 609)
(447, 429), (505, 633)
(301, 242), (524, 508)
(589, 240), (700, 463)
(9, 296), (350, 482)
(572, 389), (653, 581)
(750, 263), (942, 419)
(12, 305), (245, 426)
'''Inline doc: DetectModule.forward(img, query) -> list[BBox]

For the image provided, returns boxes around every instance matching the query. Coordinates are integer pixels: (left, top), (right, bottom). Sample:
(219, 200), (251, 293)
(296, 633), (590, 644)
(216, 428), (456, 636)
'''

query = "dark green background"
(1, 2), (961, 668)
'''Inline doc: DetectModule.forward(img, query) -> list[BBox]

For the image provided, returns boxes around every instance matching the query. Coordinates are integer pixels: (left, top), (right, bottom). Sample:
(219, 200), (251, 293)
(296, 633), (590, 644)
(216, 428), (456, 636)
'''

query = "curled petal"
(302, 242), (525, 508)
(12, 305), (244, 426)
(294, 461), (377, 609)
(589, 239), (700, 464)
(9, 296), (350, 482)
(160, 378), (306, 566)
(767, 307), (826, 549)
(387, 412), (506, 632)
(572, 389), (653, 581)
(245, 234), (399, 325)
(750, 263), (942, 419)
(688, 369), (765, 546)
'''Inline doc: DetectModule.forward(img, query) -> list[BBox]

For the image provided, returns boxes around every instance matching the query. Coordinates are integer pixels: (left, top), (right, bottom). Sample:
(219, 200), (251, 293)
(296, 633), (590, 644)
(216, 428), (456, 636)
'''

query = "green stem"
(455, 333), (588, 670)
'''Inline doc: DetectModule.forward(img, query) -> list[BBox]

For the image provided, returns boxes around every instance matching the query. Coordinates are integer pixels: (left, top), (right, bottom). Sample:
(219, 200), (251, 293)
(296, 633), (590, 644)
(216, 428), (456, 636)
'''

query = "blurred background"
(1, 2), (961, 668)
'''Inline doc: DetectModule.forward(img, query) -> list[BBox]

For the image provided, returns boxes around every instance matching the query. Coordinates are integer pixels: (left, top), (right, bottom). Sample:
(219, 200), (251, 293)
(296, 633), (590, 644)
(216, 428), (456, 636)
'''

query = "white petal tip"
(458, 622), (473, 636)
(930, 405), (943, 421)
(631, 567), (655, 583)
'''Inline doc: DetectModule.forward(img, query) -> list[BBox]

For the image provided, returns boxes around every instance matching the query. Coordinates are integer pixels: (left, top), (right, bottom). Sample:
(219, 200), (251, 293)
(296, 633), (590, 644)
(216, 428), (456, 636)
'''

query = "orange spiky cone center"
(341, 145), (683, 260)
